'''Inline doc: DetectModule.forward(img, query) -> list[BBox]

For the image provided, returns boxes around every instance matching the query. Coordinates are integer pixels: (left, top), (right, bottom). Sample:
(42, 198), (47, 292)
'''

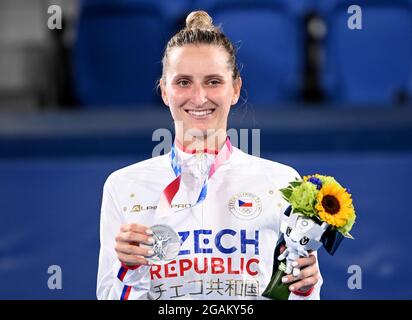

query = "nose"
(191, 84), (208, 106)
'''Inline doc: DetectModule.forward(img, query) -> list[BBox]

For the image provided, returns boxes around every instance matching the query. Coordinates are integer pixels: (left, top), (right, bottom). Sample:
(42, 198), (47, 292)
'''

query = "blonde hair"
(185, 10), (214, 30)
(161, 10), (240, 81)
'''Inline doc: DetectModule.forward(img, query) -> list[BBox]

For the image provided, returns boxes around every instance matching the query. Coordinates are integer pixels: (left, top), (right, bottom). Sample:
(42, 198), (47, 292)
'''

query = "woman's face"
(160, 44), (241, 141)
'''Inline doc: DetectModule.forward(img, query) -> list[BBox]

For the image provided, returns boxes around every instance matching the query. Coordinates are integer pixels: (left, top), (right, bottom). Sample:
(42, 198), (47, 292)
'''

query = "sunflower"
(315, 183), (355, 228)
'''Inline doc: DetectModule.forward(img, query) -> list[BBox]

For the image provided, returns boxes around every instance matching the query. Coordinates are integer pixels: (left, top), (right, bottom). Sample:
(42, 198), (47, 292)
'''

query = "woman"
(97, 11), (321, 300)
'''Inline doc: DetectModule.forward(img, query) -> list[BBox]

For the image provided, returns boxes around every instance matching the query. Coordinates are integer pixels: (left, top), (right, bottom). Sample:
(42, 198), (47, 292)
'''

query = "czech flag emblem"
(238, 200), (253, 207)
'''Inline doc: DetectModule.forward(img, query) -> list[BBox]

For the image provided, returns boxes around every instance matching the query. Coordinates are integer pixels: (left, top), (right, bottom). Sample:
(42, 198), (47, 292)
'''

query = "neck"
(175, 131), (228, 154)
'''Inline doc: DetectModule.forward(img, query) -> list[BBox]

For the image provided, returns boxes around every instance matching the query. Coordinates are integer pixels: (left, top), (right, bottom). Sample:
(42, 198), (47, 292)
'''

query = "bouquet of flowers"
(262, 174), (356, 299)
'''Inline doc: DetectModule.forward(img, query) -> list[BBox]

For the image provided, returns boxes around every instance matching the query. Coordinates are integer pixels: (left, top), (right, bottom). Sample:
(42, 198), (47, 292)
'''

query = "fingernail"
(290, 286), (295, 291)
(145, 229), (153, 235)
(292, 261), (298, 267)
(147, 237), (155, 244)
(282, 277), (288, 283)
(147, 249), (154, 255)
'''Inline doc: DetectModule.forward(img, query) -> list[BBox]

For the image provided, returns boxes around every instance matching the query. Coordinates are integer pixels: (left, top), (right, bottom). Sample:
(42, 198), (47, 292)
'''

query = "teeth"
(187, 109), (213, 116)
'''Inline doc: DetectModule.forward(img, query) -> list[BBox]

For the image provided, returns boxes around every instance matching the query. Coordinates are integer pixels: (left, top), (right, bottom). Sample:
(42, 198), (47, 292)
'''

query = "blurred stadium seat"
(73, 0), (182, 108)
(194, 0), (308, 107)
(317, 0), (412, 106)
(0, 0), (52, 110)
(81, 0), (193, 22)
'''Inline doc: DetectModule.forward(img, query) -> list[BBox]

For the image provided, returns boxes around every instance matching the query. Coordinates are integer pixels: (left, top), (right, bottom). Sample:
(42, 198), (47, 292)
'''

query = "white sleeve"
(96, 176), (151, 300)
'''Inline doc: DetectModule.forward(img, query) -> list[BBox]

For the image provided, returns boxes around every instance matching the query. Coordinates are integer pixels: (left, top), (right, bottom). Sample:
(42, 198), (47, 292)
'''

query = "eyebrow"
(173, 74), (225, 80)
(205, 74), (225, 79)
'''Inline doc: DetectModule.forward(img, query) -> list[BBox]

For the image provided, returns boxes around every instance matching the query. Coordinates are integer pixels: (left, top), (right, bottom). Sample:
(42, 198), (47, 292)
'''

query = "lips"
(184, 109), (215, 119)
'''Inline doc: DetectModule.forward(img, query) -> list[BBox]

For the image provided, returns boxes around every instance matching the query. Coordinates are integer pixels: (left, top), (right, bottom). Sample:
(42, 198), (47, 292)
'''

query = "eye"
(286, 227), (292, 236)
(300, 236), (309, 245)
(177, 80), (190, 87)
(207, 79), (221, 86)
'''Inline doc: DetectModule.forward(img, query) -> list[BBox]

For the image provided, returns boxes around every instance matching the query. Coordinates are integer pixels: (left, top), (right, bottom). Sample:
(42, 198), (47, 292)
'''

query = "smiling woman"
(159, 11), (242, 150)
(97, 10), (323, 301)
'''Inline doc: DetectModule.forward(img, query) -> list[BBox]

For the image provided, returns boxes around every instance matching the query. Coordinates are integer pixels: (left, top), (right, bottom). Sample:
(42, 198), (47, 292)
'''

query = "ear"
(159, 78), (169, 107)
(231, 76), (242, 105)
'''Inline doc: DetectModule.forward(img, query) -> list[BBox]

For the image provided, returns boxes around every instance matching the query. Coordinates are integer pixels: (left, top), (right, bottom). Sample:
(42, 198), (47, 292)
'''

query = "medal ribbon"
(156, 137), (233, 217)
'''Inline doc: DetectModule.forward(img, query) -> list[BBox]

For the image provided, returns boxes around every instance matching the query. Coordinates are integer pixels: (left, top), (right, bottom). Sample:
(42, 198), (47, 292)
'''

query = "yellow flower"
(315, 183), (355, 229)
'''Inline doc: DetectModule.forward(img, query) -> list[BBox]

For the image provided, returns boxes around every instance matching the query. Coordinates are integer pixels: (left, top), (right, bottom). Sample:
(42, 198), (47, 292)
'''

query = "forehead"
(166, 44), (231, 76)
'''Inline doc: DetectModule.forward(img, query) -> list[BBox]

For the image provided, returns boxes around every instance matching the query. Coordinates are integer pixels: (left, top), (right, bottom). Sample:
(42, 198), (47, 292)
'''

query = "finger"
(120, 223), (153, 235)
(299, 265), (318, 279)
(117, 252), (152, 266)
(289, 275), (320, 292)
(115, 242), (154, 257)
(279, 244), (286, 254)
(282, 272), (296, 284)
(116, 231), (155, 245)
(292, 267), (300, 277)
(286, 263), (293, 275)
(278, 252), (286, 261)
(282, 265), (318, 283)
(293, 254), (316, 269)
(116, 232), (154, 246)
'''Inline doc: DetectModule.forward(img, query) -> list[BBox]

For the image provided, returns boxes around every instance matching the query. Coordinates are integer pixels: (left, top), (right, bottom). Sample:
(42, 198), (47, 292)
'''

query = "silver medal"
(146, 224), (182, 265)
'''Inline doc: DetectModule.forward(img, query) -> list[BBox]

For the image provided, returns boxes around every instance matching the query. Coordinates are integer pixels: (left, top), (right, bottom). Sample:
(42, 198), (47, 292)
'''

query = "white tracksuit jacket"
(97, 144), (322, 300)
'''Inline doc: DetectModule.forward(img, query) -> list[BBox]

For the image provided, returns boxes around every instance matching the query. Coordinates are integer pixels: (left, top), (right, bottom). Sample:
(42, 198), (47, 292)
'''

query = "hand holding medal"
(114, 223), (156, 267)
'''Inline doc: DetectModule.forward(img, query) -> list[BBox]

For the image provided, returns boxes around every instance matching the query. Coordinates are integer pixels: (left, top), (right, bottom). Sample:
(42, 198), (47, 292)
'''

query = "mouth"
(184, 108), (216, 120)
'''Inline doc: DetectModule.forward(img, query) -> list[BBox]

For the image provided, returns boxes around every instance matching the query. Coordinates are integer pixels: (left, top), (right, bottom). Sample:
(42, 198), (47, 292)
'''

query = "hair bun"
(185, 10), (214, 30)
